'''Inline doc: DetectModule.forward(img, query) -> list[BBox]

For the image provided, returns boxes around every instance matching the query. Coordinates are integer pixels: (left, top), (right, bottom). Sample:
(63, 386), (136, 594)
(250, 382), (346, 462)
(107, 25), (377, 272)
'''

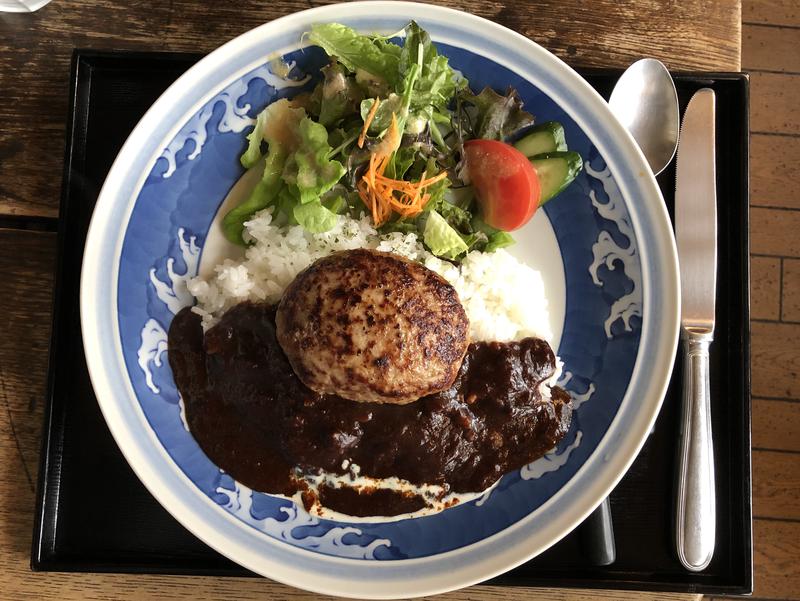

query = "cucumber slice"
(514, 121), (567, 157)
(531, 151), (583, 205)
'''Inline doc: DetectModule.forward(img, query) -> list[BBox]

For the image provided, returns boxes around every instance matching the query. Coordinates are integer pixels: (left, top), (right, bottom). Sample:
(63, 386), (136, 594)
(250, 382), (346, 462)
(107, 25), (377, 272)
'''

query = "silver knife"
(674, 88), (717, 571)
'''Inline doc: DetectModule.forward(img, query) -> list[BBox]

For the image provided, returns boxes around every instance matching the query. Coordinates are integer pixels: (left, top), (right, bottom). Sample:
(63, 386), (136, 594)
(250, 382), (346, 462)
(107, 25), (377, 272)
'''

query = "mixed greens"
(223, 21), (583, 261)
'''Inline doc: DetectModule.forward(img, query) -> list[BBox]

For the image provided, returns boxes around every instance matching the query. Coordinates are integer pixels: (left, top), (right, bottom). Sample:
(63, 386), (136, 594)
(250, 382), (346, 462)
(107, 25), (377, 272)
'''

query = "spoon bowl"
(609, 58), (679, 175)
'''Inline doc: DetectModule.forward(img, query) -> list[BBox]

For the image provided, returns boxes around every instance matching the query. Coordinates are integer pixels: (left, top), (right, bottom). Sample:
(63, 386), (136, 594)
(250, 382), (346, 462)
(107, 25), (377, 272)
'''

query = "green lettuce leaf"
(400, 21), (463, 111)
(395, 62), (420, 134)
(459, 86), (535, 140)
(372, 36), (403, 59)
(471, 216), (516, 252)
(423, 209), (468, 259)
(419, 157), (454, 212)
(485, 230), (515, 252)
(378, 219), (418, 235)
(240, 109), (268, 169)
(427, 111), (448, 149)
(326, 120), (363, 163)
(293, 199), (339, 233)
(359, 93), (403, 134)
(223, 149), (288, 244)
(283, 117), (346, 204)
(308, 23), (401, 85)
(383, 146), (416, 180)
(322, 194), (348, 214)
(242, 98), (306, 159)
(431, 198), (471, 233)
(239, 97), (305, 171)
(226, 99), (308, 244)
(318, 61), (363, 127)
(460, 230), (488, 251)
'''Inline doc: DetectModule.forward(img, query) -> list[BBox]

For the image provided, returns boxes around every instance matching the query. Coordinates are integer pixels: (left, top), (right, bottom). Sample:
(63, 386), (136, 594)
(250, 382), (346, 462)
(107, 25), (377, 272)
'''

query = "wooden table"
(0, 1), (740, 599)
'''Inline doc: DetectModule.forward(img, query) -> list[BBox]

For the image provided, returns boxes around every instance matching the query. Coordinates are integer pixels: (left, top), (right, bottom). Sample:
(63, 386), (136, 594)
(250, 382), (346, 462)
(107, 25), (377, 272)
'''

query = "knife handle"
(676, 329), (716, 571)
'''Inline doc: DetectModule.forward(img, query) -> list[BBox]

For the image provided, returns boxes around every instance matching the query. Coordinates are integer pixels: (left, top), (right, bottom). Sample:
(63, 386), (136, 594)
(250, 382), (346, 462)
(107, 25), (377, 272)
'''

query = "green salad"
(223, 21), (583, 262)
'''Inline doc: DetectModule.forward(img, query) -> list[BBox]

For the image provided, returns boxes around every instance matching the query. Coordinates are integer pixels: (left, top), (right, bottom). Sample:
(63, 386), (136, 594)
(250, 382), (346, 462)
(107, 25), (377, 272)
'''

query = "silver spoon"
(578, 59), (680, 567)
(609, 58), (680, 175)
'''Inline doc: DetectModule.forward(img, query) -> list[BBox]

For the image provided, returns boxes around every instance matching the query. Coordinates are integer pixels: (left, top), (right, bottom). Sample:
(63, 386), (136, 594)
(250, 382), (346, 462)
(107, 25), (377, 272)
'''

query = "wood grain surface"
(0, 0), (775, 600)
(751, 207), (800, 257)
(751, 520), (800, 599)
(752, 399), (800, 453)
(750, 256), (781, 319)
(750, 133), (800, 210)
(751, 321), (800, 399)
(734, 3), (800, 599)
(743, 0), (800, 26)
(743, 23), (800, 72)
(750, 72), (800, 134)
(753, 451), (800, 520)
(0, 0), (740, 220)
(783, 259), (800, 321)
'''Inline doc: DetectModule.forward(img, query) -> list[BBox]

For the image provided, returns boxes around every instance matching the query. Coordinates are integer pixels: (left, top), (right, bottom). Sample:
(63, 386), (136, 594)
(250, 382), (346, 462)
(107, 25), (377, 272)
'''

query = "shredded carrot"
(418, 171), (449, 187)
(356, 115), (450, 227)
(358, 98), (381, 149)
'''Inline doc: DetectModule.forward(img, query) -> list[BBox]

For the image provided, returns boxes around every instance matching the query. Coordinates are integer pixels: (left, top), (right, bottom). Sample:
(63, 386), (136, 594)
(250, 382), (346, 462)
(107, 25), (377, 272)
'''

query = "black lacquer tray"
(32, 50), (752, 595)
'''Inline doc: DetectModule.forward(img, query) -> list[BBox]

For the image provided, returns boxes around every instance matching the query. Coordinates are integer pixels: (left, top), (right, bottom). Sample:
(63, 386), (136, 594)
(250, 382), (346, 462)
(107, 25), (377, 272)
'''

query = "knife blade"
(674, 88), (717, 572)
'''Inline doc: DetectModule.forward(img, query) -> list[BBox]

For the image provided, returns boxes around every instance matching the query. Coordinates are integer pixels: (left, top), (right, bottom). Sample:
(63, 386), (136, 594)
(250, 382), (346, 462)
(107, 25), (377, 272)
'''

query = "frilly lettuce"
(224, 101), (345, 244)
(240, 108), (269, 169)
(400, 21), (462, 112)
(224, 99), (305, 244)
(293, 200), (339, 233)
(308, 23), (401, 86)
(458, 86), (535, 141)
(224, 21), (527, 258)
(318, 61), (363, 127)
(283, 118), (346, 205)
(423, 210), (468, 260)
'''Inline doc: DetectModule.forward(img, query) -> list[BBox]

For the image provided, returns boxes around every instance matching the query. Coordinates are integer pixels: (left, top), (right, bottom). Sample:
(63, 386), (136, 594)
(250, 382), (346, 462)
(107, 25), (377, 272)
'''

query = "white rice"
(187, 209), (553, 345)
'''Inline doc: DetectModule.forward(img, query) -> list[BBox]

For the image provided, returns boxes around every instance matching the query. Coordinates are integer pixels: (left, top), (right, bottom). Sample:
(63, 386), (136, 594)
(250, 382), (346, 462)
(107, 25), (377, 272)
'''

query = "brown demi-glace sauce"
(168, 302), (572, 517)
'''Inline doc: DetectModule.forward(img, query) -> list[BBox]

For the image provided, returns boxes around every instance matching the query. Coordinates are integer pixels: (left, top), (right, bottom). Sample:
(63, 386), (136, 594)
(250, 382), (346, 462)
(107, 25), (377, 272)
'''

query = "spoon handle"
(579, 496), (616, 566)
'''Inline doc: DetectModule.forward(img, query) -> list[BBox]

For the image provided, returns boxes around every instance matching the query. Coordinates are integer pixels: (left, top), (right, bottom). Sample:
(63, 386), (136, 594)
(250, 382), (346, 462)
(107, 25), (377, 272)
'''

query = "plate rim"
(80, 2), (680, 597)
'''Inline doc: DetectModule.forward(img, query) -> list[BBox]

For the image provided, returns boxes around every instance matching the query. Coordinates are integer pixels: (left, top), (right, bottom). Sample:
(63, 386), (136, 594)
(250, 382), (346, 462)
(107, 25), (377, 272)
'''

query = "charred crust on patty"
(275, 249), (470, 404)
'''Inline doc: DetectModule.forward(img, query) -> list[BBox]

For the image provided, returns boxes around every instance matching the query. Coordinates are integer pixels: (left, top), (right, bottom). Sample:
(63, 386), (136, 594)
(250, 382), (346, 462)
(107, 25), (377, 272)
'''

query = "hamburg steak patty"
(275, 249), (470, 404)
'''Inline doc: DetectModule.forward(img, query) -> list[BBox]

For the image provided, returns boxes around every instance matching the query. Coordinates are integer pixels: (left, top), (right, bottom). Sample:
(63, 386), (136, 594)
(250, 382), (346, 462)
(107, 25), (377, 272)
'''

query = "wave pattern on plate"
(158, 63), (309, 178)
(137, 228), (199, 392)
(586, 157), (643, 339)
(215, 482), (392, 559)
(521, 431), (583, 480)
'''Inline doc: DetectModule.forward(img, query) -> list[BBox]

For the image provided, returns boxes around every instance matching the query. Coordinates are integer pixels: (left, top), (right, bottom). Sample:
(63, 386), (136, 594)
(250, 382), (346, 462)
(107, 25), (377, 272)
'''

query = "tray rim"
(30, 48), (752, 596)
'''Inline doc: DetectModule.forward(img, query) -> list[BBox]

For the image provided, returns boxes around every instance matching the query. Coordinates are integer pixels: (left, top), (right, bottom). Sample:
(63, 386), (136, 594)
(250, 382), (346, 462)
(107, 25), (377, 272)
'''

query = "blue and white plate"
(81, 2), (679, 598)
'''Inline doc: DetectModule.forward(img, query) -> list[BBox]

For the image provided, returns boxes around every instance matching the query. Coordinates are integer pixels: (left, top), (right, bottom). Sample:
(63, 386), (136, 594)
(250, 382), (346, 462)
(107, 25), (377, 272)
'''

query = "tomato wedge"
(464, 139), (541, 231)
